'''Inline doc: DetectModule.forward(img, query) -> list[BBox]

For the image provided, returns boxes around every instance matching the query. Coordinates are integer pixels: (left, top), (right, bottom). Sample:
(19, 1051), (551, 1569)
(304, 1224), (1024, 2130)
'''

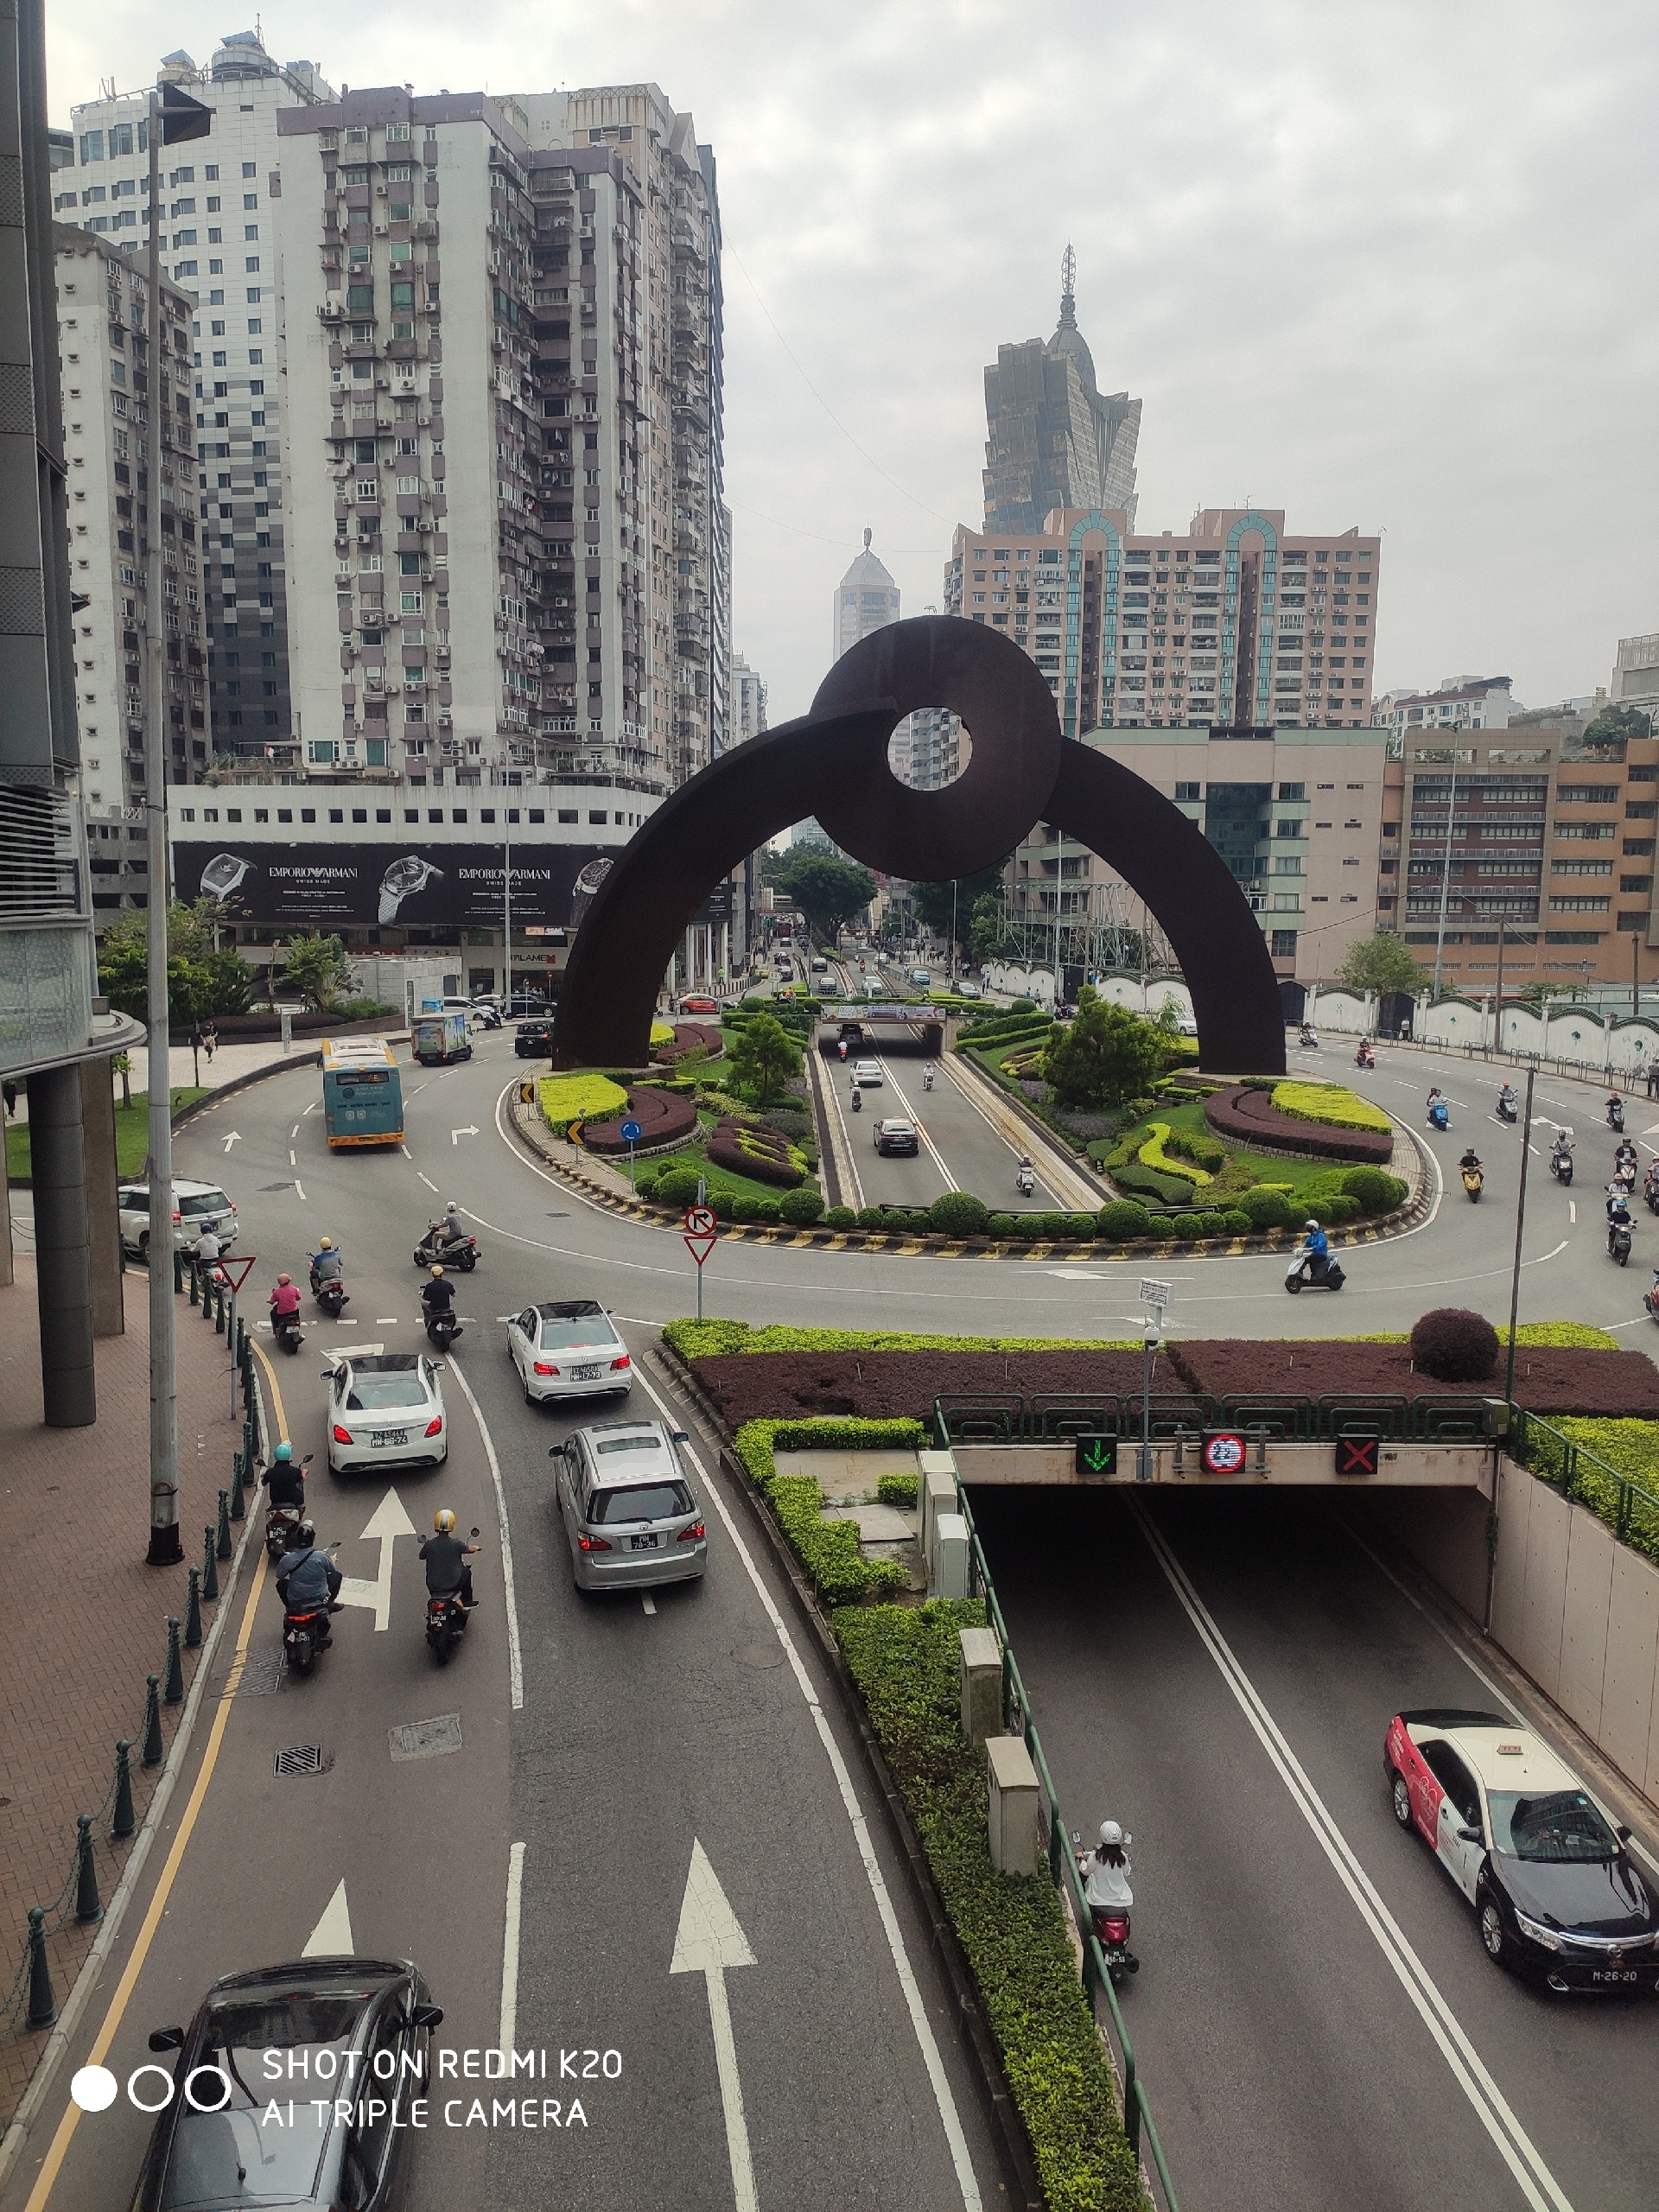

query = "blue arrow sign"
(620, 1119), (643, 1144)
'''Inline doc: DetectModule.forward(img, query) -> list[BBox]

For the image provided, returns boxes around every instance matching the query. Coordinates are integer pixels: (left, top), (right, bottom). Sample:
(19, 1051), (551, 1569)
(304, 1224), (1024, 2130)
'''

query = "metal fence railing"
(932, 1390), (1503, 1448)
(1511, 1406), (1659, 1556)
(944, 1466), (1179, 2211)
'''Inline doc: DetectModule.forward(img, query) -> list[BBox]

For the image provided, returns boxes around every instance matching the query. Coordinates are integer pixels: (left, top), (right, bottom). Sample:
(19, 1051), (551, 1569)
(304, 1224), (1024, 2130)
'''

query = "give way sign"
(683, 1205), (718, 1266)
(219, 1255), (257, 1294)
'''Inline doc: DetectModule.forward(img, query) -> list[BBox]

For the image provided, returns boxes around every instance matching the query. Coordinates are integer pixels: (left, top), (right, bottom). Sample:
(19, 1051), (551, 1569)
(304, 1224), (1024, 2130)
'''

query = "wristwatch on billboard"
(199, 851), (252, 900)
(569, 855), (612, 929)
(378, 855), (444, 922)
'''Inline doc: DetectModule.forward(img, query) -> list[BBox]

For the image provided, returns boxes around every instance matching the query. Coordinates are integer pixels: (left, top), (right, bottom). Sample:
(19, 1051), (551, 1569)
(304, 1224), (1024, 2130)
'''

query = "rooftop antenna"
(1059, 242), (1077, 327)
(863, 525), (872, 550)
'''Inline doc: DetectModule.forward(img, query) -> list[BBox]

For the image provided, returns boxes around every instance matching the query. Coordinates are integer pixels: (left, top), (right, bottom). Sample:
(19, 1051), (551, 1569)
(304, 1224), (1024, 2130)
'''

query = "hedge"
(1204, 1083), (1395, 1164)
(664, 1319), (1139, 1359)
(1138, 1122), (1211, 1188)
(538, 1071), (629, 1135)
(835, 1602), (1148, 2212)
(706, 1116), (808, 1190)
(1270, 1079), (1394, 1136)
(731, 1419), (917, 1603)
(1521, 1419), (1659, 1568)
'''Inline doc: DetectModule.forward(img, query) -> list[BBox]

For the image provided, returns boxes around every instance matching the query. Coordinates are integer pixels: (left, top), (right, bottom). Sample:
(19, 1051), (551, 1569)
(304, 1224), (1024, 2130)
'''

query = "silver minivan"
(551, 1419), (707, 1592)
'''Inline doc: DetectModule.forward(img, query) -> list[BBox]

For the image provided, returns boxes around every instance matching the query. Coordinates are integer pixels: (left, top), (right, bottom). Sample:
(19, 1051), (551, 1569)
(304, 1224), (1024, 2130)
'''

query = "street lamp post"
(1137, 1323), (1160, 1482)
(1503, 1064), (1537, 1408)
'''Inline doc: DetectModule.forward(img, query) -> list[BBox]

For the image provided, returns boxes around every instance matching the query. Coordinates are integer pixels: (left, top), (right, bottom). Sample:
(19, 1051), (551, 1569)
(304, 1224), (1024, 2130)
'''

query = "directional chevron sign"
(1074, 1434), (1119, 1477)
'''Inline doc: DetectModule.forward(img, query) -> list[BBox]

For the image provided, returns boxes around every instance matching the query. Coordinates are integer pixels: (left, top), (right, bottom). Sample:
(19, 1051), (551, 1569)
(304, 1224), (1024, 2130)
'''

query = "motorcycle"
(1355, 1046), (1376, 1071)
(413, 1229), (479, 1272)
(1645, 1178), (1659, 1216)
(923, 1067), (936, 1092)
(1015, 1166), (1036, 1199)
(1608, 1098), (1626, 1133)
(282, 1544), (342, 1676)
(1609, 1217), (1634, 1266)
(1549, 1148), (1574, 1187)
(1071, 1834), (1140, 1986)
(1298, 1027), (1320, 1050)
(1644, 1284), (1659, 1325)
(1461, 1166), (1484, 1203)
(424, 1306), (461, 1350)
(1285, 1251), (1346, 1294)
(849, 1089), (862, 1114)
(1495, 1095), (1517, 1124)
(265, 1501), (302, 1565)
(1427, 1101), (1450, 1132)
(425, 1528), (481, 1666)
(312, 1275), (347, 1319)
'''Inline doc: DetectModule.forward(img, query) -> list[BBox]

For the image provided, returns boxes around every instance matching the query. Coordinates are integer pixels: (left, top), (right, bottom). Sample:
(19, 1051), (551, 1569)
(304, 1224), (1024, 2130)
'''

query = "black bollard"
(74, 1815), (104, 1925)
(229, 1448), (246, 1523)
(140, 1674), (163, 1766)
(163, 1617), (184, 1705)
(26, 1908), (56, 2029)
(188, 1261), (200, 1308)
(173, 1247), (185, 1294)
(184, 1565), (203, 1649)
(214, 1281), (226, 1334)
(202, 1522), (219, 1604)
(111, 1740), (135, 1840)
(216, 1489), (232, 1562)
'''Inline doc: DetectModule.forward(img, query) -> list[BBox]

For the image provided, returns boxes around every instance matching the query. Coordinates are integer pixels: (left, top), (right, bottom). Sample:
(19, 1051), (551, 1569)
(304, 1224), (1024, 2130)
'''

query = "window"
(1270, 930), (1297, 957)
(1278, 782), (1306, 801)
(1173, 781), (1200, 801)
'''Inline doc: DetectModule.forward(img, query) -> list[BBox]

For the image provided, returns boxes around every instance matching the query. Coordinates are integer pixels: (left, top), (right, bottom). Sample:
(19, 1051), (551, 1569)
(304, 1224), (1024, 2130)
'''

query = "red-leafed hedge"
(584, 1084), (700, 1154)
(1168, 1339), (1659, 1417)
(691, 1349), (1156, 1427)
(1203, 1083), (1395, 1164)
(654, 1022), (724, 1064)
(704, 1117), (805, 1190)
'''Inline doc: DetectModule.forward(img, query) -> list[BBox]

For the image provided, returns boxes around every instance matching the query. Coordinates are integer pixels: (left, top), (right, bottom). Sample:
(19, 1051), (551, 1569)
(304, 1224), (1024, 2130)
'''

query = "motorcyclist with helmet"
(1299, 1217), (1330, 1282)
(308, 1236), (344, 1293)
(421, 1264), (460, 1341)
(264, 1439), (307, 1510)
(275, 1522), (341, 1613)
(419, 1509), (479, 1610)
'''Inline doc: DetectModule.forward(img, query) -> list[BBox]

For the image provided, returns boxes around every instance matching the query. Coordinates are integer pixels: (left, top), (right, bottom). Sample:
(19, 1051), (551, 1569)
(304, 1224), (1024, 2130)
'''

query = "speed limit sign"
(683, 1205), (716, 1236)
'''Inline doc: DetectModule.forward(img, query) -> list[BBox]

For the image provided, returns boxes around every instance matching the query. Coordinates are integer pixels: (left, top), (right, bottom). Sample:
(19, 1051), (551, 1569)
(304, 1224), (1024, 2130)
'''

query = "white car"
(850, 1058), (884, 1086)
(552, 1418), (707, 1592)
(327, 1351), (448, 1474)
(118, 1178), (238, 1262)
(505, 1299), (633, 1406)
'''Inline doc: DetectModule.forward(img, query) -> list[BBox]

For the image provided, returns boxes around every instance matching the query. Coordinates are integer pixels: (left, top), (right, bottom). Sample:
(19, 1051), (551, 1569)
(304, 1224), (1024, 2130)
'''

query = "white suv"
(118, 1179), (238, 1262)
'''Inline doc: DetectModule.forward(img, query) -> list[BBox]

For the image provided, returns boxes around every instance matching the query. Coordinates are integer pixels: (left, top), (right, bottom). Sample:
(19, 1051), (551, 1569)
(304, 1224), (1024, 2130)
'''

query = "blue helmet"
(273, 1440), (294, 1463)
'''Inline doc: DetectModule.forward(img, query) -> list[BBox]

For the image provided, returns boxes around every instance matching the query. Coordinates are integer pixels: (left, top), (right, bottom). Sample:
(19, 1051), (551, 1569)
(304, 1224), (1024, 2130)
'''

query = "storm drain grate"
(238, 1651), (289, 1697)
(274, 1743), (327, 1778)
(389, 1713), (463, 1762)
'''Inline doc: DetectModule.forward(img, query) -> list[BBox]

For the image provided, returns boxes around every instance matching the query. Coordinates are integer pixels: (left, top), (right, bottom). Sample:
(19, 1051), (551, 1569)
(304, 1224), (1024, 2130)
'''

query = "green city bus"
(320, 1036), (404, 1147)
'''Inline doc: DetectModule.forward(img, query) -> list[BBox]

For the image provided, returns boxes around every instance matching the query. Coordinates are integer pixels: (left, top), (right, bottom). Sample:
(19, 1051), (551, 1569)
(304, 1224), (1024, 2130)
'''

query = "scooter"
(1016, 1166), (1036, 1199)
(1355, 1046), (1376, 1071)
(264, 1502), (302, 1564)
(1645, 1177), (1659, 1216)
(413, 1229), (480, 1272)
(282, 1544), (342, 1676)
(1495, 1095), (1517, 1124)
(1549, 1147), (1573, 1186)
(1461, 1166), (1484, 1202)
(1299, 1027), (1320, 1049)
(272, 1306), (303, 1355)
(312, 1276), (347, 1319)
(1608, 1098), (1626, 1133)
(425, 1527), (481, 1666)
(923, 1066), (936, 1092)
(1428, 1101), (1450, 1133)
(1609, 1217), (1634, 1266)
(1071, 1834), (1140, 1986)
(1285, 1251), (1346, 1294)
(850, 1089), (862, 1114)
(1644, 1283), (1659, 1325)
(424, 1306), (461, 1350)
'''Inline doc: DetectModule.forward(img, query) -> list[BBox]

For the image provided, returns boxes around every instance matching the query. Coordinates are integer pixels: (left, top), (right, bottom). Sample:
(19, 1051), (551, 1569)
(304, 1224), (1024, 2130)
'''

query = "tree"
(282, 933), (356, 1012)
(112, 1052), (132, 1109)
(1335, 930), (1427, 998)
(1041, 998), (1166, 1109)
(968, 888), (1013, 964)
(1580, 702), (1652, 748)
(906, 861), (1010, 950)
(769, 850), (877, 940)
(96, 897), (256, 1022)
(728, 1013), (803, 1107)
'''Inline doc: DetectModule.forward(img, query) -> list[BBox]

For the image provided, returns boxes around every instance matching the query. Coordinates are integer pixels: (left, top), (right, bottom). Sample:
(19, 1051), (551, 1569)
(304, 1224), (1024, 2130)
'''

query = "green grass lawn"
(5, 1089), (207, 1184)
(639, 1133), (821, 1205)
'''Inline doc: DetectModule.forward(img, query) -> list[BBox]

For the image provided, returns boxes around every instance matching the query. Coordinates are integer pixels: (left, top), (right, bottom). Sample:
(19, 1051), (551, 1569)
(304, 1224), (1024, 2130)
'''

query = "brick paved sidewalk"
(0, 1257), (253, 2123)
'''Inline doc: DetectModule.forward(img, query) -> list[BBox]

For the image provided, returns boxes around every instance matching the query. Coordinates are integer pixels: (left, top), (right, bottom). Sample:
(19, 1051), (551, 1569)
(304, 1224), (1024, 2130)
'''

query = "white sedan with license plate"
(505, 1299), (632, 1405)
(327, 1351), (448, 1474)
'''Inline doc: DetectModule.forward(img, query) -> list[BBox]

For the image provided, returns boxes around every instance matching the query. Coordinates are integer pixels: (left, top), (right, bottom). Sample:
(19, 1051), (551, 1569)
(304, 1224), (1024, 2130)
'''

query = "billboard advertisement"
(171, 843), (615, 931)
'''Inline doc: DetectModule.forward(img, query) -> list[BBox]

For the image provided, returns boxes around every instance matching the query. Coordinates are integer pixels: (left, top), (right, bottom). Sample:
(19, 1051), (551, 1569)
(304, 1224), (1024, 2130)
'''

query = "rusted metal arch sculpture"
(552, 615), (1286, 1076)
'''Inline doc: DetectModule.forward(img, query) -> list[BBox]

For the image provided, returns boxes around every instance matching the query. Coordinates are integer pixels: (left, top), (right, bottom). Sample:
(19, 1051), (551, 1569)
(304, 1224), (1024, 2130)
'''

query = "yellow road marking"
(22, 1346), (287, 2212)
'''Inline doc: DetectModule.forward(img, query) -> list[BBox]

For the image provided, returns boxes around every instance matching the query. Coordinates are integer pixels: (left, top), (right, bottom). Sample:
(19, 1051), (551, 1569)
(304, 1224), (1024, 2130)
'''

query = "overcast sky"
(51, 2), (1659, 725)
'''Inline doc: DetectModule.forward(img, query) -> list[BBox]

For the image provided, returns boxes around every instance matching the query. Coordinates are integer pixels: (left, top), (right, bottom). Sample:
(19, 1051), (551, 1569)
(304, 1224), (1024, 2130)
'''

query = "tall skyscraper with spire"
(833, 526), (900, 660)
(982, 247), (1140, 532)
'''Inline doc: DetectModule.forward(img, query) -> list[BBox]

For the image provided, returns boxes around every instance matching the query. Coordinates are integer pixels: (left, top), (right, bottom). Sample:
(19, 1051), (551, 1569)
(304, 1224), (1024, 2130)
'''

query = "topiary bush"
(876, 1470), (919, 1509)
(823, 1205), (857, 1230)
(1096, 1198), (1152, 1240)
(654, 1165), (703, 1210)
(1410, 1306), (1500, 1383)
(929, 1191), (990, 1237)
(1220, 1208), (1253, 1235)
(727, 1193), (761, 1224)
(1341, 1165), (1409, 1214)
(1321, 1193), (1362, 1225)
(705, 1186), (740, 1220)
(856, 1205), (889, 1230)
(635, 1173), (658, 1200)
(778, 1187), (826, 1226)
(984, 1212), (1020, 1239)
(1185, 1210), (1226, 1236)
(1237, 1185), (1298, 1230)
(751, 1196), (782, 1224)
(1064, 1211), (1098, 1240)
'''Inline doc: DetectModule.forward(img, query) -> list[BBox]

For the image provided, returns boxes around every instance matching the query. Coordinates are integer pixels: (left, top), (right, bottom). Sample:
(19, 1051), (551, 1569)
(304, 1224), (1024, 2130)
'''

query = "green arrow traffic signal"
(1075, 1433), (1118, 1476)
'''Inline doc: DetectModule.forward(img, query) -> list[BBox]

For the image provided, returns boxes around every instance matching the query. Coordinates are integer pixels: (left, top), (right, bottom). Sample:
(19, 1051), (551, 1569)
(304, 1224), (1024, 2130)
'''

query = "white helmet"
(1098, 1820), (1123, 1848)
(1306, 1218), (1320, 1230)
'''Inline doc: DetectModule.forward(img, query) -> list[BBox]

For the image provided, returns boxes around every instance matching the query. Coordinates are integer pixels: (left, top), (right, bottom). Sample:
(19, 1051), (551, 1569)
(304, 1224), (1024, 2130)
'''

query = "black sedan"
(515, 1020), (554, 1057)
(1385, 1710), (1658, 1993)
(132, 1956), (442, 2210)
(873, 1118), (920, 1157)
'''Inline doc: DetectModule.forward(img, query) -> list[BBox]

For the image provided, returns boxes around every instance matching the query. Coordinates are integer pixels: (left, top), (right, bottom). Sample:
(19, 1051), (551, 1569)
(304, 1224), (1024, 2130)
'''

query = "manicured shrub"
(1138, 1122), (1213, 1186)
(727, 1194), (761, 1224)
(856, 1205), (890, 1230)
(706, 1116), (806, 1190)
(1184, 1210), (1226, 1236)
(1165, 1127), (1228, 1170)
(537, 1071), (628, 1134)
(751, 1196), (782, 1224)
(1237, 1185), (1298, 1229)
(984, 1212), (1020, 1239)
(1064, 1211), (1098, 1240)
(704, 1185), (740, 1220)
(1321, 1194), (1362, 1225)
(876, 1470), (919, 1509)
(654, 1165), (703, 1210)
(1341, 1165), (1409, 1214)
(1221, 1208), (1253, 1235)
(823, 1205), (857, 1230)
(778, 1186), (825, 1226)
(1272, 1078), (1393, 1135)
(929, 1190), (990, 1237)
(1096, 1198), (1152, 1240)
(1410, 1306), (1500, 1383)
(634, 1173), (658, 1200)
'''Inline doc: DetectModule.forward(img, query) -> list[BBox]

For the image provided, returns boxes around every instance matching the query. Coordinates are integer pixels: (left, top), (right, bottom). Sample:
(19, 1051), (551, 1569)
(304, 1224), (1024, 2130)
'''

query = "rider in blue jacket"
(1301, 1218), (1330, 1280)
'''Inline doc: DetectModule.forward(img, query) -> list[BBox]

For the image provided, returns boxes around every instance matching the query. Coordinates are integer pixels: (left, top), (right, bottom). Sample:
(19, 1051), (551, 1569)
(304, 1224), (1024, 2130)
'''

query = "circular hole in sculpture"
(887, 710), (974, 789)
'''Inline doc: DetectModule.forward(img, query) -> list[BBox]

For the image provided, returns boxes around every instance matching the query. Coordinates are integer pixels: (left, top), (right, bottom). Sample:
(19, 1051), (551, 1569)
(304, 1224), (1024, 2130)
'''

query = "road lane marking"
(874, 1058), (959, 1190)
(289, 1124), (299, 1140)
(499, 1841), (526, 2051)
(335, 1488), (418, 1631)
(671, 1840), (759, 2212)
(640, 1592), (658, 1616)
(1130, 1501), (1574, 2212)
(289, 1149), (296, 1166)
(293, 1181), (306, 1201)
(302, 1100), (317, 1115)
(418, 1171), (441, 1192)
(402, 1145), (413, 1159)
(302, 1879), (354, 1956)
(1569, 1203), (1577, 1224)
(443, 1354), (525, 1710)
(376, 1316), (399, 1324)
(633, 1364), (982, 2210)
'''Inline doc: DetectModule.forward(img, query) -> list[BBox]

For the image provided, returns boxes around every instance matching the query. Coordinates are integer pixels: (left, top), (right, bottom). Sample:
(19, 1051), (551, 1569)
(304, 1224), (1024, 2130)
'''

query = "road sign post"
(683, 1205), (718, 1323)
(1136, 1282), (1170, 1483)
(620, 1118), (643, 1190)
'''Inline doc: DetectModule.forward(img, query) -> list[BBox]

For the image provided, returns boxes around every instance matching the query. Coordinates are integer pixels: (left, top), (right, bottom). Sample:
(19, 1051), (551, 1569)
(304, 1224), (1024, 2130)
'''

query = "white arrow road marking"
(451, 1125), (480, 1145)
(336, 1486), (419, 1632)
(221, 1130), (241, 1152)
(302, 1878), (353, 1957)
(498, 1842), (526, 2052)
(671, 1841), (757, 2212)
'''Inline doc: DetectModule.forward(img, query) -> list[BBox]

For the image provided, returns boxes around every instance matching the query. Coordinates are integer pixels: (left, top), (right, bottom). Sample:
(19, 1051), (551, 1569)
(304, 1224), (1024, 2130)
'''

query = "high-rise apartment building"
(54, 227), (202, 862)
(944, 508), (1380, 740)
(274, 80), (727, 796)
(982, 251), (1140, 537)
(61, 32), (336, 771)
(1373, 676), (1515, 743)
(1611, 632), (1659, 723)
(731, 651), (766, 742)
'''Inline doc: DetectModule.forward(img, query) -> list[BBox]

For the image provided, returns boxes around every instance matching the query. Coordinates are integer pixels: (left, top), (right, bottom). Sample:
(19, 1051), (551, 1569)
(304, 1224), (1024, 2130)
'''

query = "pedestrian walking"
(1646, 1057), (1658, 1101)
(1, 1079), (15, 1118)
(203, 1023), (218, 1064)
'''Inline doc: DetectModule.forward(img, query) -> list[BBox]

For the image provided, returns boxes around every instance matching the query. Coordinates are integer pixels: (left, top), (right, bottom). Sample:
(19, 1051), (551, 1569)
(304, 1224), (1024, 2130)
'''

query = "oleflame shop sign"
(172, 843), (615, 931)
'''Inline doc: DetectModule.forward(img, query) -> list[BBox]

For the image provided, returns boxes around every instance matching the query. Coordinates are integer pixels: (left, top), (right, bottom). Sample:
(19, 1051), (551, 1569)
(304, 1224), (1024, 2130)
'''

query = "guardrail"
(932, 1390), (1502, 1447)
(939, 1467), (1179, 2209)
(1511, 1406), (1659, 1554)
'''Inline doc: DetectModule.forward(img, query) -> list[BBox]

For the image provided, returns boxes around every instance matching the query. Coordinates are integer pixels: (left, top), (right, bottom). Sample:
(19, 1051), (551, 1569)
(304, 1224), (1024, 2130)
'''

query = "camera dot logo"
(71, 2065), (119, 2113)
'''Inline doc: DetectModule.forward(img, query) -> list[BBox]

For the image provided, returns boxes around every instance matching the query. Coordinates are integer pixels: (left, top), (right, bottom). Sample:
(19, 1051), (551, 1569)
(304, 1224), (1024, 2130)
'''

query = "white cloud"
(52, 0), (1659, 721)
